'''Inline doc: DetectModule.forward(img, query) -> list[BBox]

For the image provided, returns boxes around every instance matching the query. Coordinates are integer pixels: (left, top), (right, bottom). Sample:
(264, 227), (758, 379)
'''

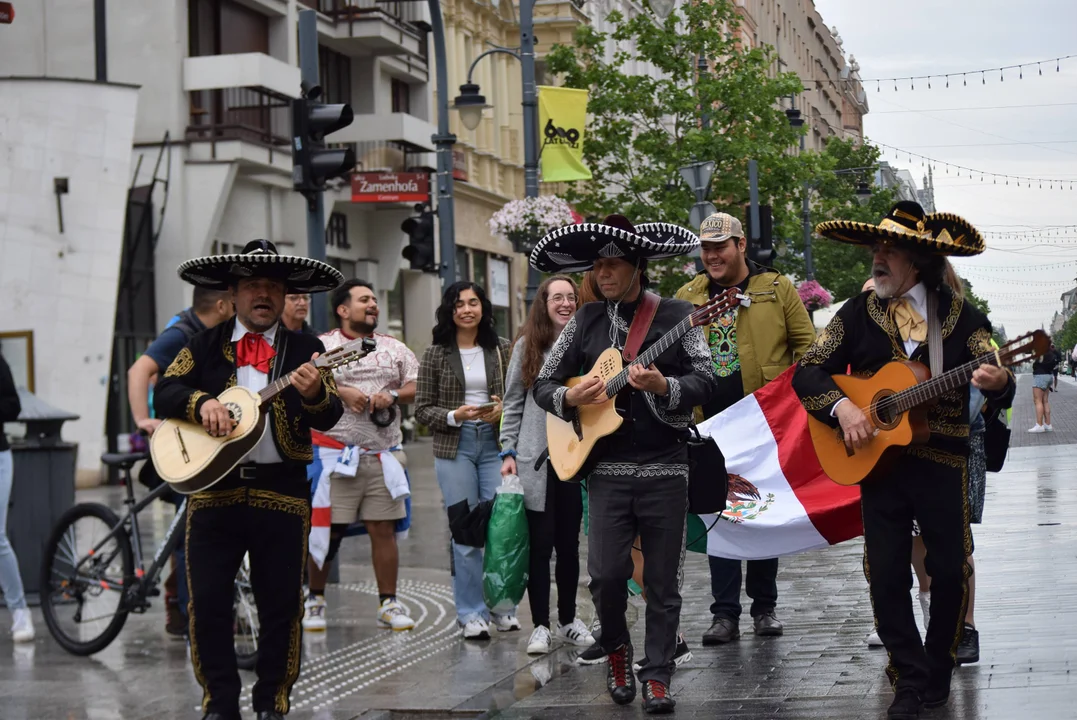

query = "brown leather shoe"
(701, 617), (740, 645)
(753, 611), (784, 636)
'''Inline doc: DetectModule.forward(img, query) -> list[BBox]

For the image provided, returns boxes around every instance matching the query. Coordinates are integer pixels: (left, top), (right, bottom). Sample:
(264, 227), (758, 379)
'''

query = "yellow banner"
(537, 86), (592, 182)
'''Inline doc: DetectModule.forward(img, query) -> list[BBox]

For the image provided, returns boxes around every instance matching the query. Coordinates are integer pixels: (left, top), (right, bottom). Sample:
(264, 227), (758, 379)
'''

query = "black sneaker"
(606, 643), (636, 705)
(576, 642), (608, 665)
(887, 687), (922, 720)
(642, 679), (676, 714)
(956, 623), (979, 665)
(633, 634), (693, 673)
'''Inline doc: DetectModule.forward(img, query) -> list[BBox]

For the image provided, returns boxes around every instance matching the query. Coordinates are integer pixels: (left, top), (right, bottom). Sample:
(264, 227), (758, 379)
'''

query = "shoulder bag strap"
(926, 290), (943, 377)
(623, 291), (661, 362)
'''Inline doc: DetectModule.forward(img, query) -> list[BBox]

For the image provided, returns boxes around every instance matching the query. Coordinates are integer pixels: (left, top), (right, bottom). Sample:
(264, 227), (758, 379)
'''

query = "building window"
(391, 79), (411, 114)
(455, 247), (470, 282)
(387, 271), (406, 340)
(327, 212), (351, 249)
(472, 251), (488, 289)
(189, 0), (269, 57)
(320, 47), (352, 105)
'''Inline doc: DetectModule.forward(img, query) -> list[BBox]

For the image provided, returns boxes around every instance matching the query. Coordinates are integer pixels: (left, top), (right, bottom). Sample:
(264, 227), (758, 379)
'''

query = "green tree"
(1056, 312), (1077, 359)
(545, 1), (811, 296)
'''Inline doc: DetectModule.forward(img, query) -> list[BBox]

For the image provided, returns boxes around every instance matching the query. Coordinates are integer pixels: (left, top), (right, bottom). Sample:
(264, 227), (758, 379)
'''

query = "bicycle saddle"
(100, 452), (149, 470)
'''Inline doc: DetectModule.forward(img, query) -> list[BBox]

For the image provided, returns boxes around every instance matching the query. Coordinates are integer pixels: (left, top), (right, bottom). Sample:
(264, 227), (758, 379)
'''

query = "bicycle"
(39, 451), (259, 669)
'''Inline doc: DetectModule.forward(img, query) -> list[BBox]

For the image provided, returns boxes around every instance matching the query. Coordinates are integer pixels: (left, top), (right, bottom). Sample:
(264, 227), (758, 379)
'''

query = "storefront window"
(456, 247), (470, 282)
(387, 271), (405, 341)
(472, 252), (488, 291)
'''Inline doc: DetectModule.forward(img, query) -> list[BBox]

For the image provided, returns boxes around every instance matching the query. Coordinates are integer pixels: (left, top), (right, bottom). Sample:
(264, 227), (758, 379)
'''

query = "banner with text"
(537, 86), (592, 182)
(352, 172), (429, 204)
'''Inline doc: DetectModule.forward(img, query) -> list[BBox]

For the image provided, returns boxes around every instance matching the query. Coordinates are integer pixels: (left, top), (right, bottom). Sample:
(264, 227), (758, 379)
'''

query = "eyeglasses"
(287, 294), (311, 303)
(547, 293), (578, 305)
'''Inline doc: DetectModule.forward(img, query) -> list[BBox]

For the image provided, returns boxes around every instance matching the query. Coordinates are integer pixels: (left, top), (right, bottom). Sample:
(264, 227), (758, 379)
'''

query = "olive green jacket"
(674, 264), (816, 397)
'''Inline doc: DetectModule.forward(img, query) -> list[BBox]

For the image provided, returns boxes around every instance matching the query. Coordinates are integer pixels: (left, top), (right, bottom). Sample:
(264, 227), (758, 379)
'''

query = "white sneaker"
(557, 617), (596, 647)
(302, 594), (327, 632)
(11, 608), (34, 643)
(492, 613), (521, 632)
(1045, 424), (1054, 432)
(377, 598), (415, 631)
(918, 591), (931, 633)
(867, 630), (884, 647)
(527, 625), (553, 654)
(1029, 424), (1046, 433)
(462, 618), (490, 640)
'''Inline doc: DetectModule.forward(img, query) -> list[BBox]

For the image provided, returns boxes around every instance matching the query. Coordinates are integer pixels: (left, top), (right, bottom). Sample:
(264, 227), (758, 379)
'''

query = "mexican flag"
(696, 367), (863, 561)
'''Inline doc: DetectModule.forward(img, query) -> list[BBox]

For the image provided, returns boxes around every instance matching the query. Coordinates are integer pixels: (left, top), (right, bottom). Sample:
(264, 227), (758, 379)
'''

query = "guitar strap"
(623, 291), (660, 362)
(926, 290), (943, 377)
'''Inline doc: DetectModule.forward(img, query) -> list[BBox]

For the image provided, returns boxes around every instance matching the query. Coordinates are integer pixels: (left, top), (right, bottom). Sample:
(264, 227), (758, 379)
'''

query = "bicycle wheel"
(233, 553), (259, 670)
(40, 503), (135, 655)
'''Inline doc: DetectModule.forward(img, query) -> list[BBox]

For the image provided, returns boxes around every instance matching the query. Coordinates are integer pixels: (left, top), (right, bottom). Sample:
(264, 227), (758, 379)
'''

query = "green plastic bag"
(483, 475), (530, 613)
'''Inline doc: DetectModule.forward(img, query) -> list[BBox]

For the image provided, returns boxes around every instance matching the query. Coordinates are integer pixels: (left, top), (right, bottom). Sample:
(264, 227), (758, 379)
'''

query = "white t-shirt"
(447, 346), (490, 426)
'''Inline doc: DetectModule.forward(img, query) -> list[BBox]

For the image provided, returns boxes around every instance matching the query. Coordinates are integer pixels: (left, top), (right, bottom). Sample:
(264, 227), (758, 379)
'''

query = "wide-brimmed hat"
(815, 201), (984, 257)
(177, 240), (344, 293)
(529, 215), (699, 274)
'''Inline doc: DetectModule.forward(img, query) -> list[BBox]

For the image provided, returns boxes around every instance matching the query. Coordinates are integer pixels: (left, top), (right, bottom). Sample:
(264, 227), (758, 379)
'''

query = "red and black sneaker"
(606, 643), (636, 705)
(642, 679), (676, 714)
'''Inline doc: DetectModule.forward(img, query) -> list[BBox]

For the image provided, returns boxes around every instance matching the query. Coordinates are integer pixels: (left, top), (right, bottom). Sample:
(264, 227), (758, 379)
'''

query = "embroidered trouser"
(861, 448), (971, 695)
(587, 464), (687, 686)
(186, 466), (310, 717)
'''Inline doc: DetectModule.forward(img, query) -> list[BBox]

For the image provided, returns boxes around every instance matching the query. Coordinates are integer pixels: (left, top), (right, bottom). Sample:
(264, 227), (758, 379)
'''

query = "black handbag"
(983, 410), (1010, 473)
(686, 425), (729, 515)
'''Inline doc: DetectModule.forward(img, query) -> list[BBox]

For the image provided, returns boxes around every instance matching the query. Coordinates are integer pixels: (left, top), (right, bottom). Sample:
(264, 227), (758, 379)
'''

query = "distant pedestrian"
(282, 292), (316, 335)
(1029, 343), (1059, 432)
(415, 281), (513, 639)
(0, 351), (33, 643)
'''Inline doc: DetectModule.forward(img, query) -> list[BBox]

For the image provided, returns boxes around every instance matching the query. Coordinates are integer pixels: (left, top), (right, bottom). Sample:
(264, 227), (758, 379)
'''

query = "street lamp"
(855, 181), (873, 206)
(453, 83), (490, 132)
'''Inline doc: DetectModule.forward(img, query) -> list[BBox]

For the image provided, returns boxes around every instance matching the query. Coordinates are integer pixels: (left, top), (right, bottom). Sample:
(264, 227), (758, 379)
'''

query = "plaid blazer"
(415, 337), (512, 459)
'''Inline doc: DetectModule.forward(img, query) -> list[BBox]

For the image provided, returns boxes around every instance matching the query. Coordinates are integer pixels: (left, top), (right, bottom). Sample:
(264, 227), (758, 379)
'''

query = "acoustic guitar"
(547, 288), (740, 481)
(150, 337), (376, 494)
(806, 330), (1048, 486)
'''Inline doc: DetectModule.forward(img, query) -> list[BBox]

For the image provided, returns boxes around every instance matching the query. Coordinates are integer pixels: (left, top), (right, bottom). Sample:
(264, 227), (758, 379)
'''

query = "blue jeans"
(434, 422), (504, 624)
(0, 450), (27, 610)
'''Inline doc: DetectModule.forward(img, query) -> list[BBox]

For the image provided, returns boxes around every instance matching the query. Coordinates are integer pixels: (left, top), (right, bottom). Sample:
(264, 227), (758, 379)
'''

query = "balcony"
(332, 112), (436, 154)
(532, 0), (590, 58)
(317, 0), (428, 59)
(186, 86), (293, 172)
(183, 53), (300, 100)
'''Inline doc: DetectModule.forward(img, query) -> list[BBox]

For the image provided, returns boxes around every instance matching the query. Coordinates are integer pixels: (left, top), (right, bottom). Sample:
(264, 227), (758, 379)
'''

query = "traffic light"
(292, 85), (355, 196)
(401, 204), (437, 272)
(743, 203), (776, 266)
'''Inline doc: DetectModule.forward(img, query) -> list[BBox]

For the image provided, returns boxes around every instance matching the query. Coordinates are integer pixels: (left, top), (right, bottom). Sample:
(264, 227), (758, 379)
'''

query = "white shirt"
(447, 347), (490, 427)
(232, 319), (284, 465)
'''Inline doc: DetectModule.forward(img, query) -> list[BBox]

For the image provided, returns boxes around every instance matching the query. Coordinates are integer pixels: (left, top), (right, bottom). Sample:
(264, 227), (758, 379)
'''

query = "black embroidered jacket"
(532, 296), (717, 472)
(792, 286), (1015, 459)
(153, 318), (344, 465)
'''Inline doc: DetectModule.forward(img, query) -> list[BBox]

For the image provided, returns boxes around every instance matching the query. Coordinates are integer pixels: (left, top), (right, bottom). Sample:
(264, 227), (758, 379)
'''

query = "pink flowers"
(797, 279), (833, 310)
(489, 195), (577, 240)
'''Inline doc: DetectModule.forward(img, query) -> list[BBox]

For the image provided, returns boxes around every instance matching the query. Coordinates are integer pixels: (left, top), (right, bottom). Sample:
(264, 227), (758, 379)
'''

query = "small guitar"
(547, 288), (740, 482)
(150, 337), (376, 494)
(807, 330), (1048, 486)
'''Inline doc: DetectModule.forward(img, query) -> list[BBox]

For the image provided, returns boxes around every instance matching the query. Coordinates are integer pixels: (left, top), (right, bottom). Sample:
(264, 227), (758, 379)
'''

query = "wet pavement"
(2, 373), (1075, 719)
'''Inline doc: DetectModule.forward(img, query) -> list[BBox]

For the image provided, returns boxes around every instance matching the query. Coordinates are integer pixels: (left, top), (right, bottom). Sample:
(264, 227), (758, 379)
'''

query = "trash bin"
(6, 390), (79, 604)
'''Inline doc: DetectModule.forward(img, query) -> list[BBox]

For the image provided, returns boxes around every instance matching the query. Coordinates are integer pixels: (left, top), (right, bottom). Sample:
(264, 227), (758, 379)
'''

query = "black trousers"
(708, 556), (778, 620)
(186, 465), (310, 717)
(525, 467), (584, 629)
(587, 468), (687, 686)
(862, 448), (971, 695)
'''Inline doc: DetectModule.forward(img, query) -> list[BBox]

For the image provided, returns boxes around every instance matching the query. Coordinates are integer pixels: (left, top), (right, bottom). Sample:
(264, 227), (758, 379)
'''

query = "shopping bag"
(482, 475), (530, 613)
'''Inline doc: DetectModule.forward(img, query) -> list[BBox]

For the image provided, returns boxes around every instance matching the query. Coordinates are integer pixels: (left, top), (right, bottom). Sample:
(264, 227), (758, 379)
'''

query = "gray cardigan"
(498, 336), (551, 512)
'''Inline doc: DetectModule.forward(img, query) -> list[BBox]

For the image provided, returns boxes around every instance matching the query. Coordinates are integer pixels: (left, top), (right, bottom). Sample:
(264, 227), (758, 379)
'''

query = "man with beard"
(303, 280), (418, 633)
(154, 240), (344, 720)
(792, 203), (1014, 720)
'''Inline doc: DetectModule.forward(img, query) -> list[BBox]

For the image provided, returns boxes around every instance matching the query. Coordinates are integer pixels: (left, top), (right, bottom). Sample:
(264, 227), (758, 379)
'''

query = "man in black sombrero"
(154, 240), (345, 720)
(792, 202), (1014, 720)
(531, 215), (717, 714)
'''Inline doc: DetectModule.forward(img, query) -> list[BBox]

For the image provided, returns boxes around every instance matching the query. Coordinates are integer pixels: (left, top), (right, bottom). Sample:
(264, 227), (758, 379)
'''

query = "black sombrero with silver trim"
(815, 201), (984, 257)
(529, 215), (699, 274)
(177, 239), (345, 293)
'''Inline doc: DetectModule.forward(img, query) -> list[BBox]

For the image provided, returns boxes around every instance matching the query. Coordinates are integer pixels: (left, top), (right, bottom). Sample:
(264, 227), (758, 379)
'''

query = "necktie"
(236, 333), (276, 373)
(890, 298), (926, 343)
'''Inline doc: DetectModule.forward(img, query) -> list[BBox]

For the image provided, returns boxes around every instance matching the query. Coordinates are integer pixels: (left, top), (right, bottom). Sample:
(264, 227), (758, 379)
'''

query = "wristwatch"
(388, 389), (399, 404)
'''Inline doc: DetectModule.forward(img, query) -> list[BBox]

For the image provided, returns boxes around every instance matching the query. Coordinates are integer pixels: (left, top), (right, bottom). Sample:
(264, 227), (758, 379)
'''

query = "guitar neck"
(257, 372), (297, 406)
(891, 351), (999, 413)
(605, 316), (693, 397)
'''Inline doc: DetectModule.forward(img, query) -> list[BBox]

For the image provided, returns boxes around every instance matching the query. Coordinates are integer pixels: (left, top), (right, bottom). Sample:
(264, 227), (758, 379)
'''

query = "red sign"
(453, 150), (468, 182)
(351, 172), (429, 204)
(0, 3), (14, 24)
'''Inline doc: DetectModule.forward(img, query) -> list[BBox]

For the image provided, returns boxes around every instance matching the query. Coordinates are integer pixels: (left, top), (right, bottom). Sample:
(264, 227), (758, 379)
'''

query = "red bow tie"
(236, 332), (276, 373)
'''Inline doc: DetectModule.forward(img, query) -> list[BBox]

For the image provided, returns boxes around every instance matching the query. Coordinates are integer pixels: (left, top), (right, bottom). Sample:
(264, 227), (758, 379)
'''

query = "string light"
(870, 140), (1077, 187)
(863, 54), (1076, 92)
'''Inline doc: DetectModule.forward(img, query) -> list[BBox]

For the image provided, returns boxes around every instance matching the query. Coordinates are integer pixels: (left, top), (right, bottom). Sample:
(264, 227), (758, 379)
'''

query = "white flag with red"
(698, 367), (863, 561)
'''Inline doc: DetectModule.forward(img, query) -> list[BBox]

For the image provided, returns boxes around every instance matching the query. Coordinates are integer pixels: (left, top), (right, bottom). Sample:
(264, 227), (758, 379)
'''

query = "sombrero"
(529, 215), (699, 274)
(177, 239), (345, 293)
(815, 201), (984, 257)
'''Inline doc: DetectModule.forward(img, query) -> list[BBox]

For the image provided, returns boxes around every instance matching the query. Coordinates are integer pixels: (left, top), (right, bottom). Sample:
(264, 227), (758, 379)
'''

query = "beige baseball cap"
(699, 212), (744, 242)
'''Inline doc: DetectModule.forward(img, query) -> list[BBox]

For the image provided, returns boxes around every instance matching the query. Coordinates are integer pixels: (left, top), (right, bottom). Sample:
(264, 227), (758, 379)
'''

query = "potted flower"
(489, 195), (577, 254)
(797, 279), (833, 312)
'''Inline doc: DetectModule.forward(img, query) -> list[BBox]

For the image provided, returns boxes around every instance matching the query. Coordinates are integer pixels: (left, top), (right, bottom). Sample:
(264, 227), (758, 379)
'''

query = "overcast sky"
(812, 0), (1077, 338)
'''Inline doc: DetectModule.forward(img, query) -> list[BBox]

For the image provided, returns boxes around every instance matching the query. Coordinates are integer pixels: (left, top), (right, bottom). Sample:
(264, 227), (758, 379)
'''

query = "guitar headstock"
(316, 337), (377, 371)
(689, 287), (741, 328)
(998, 329), (1050, 366)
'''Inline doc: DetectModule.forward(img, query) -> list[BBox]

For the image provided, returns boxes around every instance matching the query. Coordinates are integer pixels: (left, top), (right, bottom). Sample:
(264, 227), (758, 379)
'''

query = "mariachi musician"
(154, 240), (345, 720)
